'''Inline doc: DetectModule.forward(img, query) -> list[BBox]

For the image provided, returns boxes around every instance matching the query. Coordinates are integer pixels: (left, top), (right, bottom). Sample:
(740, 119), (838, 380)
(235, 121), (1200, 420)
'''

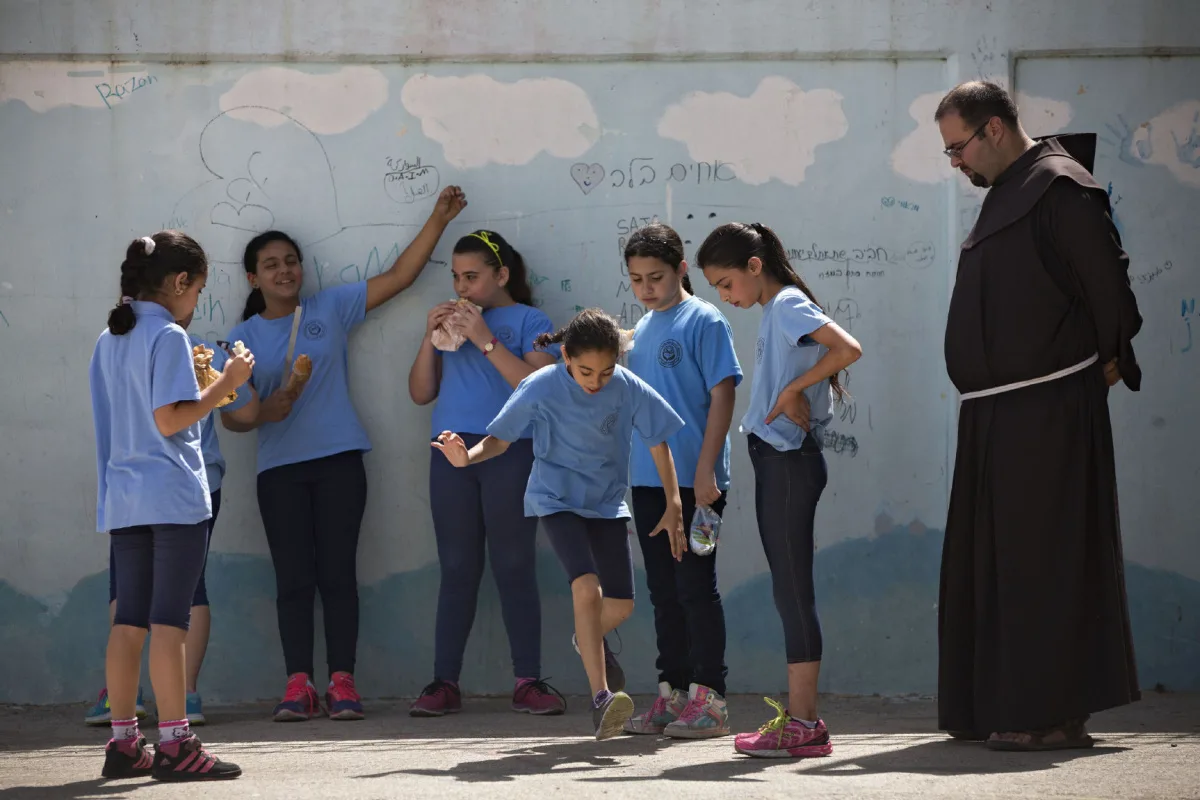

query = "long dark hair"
(533, 307), (622, 358)
(696, 222), (847, 401)
(108, 231), (207, 335)
(453, 230), (534, 306)
(241, 230), (302, 321)
(623, 223), (693, 293)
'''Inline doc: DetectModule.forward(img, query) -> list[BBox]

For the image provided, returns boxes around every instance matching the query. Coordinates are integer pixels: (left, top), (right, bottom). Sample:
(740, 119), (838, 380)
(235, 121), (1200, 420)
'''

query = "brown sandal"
(985, 718), (1094, 752)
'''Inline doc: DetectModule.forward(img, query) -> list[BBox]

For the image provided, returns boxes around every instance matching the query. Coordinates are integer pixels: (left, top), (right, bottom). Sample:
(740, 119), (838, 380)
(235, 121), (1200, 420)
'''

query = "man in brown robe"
(935, 81), (1143, 751)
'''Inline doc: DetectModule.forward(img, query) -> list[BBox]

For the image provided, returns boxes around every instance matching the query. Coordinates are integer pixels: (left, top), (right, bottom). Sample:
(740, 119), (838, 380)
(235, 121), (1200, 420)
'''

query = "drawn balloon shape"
(384, 158), (441, 205)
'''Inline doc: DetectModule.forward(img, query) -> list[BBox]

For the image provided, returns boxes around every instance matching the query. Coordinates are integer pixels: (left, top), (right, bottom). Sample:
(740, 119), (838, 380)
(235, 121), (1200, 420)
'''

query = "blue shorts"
(540, 512), (635, 600)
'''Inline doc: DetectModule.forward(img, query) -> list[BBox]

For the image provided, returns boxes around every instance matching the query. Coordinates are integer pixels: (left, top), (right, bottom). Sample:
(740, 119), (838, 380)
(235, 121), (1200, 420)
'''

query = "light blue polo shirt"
(224, 282), (371, 474)
(90, 302), (211, 532)
(431, 303), (556, 438)
(188, 334), (228, 493)
(627, 296), (742, 489)
(487, 363), (684, 519)
(740, 287), (835, 452)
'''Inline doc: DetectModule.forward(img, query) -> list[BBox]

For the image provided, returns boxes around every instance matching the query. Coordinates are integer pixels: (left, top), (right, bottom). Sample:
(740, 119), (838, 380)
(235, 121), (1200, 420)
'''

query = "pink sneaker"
(409, 679), (462, 717)
(624, 682), (688, 734)
(511, 679), (567, 715)
(733, 698), (833, 758)
(325, 672), (364, 721)
(272, 673), (321, 722)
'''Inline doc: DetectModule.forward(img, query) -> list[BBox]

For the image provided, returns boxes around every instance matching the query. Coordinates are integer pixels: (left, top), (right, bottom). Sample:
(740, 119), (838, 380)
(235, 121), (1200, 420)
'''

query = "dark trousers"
(429, 435), (542, 682)
(257, 450), (367, 679)
(747, 433), (826, 663)
(631, 487), (728, 695)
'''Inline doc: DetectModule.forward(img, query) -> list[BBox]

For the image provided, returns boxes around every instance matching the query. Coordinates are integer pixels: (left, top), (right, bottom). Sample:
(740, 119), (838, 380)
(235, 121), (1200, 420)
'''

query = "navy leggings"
(110, 490), (219, 608)
(632, 487), (728, 695)
(257, 450), (367, 679)
(110, 520), (210, 631)
(429, 434), (541, 682)
(747, 433), (827, 663)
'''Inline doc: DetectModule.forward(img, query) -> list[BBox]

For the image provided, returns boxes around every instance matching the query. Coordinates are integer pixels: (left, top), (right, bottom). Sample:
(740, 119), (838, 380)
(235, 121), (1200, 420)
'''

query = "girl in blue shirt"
(433, 308), (686, 740)
(697, 222), (862, 760)
(90, 231), (253, 781)
(221, 186), (467, 723)
(622, 223), (743, 739)
(87, 315), (259, 730)
(407, 230), (565, 718)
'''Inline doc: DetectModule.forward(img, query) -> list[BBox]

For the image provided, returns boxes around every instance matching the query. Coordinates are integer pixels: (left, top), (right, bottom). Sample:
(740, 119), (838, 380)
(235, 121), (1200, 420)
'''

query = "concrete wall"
(0, 0), (1196, 704)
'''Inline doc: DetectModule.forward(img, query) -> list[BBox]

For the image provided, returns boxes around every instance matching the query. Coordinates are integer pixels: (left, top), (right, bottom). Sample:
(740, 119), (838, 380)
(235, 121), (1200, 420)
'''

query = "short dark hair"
(934, 81), (1019, 129)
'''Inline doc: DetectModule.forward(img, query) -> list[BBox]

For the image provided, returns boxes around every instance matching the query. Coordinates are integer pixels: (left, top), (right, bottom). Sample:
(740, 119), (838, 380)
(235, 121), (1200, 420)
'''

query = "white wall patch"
(219, 66), (389, 136)
(400, 74), (600, 168)
(656, 76), (848, 186)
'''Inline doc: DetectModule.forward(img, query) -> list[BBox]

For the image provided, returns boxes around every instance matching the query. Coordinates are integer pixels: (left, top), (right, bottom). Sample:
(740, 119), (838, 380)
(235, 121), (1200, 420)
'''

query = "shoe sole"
(595, 693), (635, 741)
(409, 707), (461, 718)
(511, 704), (566, 716)
(664, 725), (732, 739)
(273, 710), (315, 722)
(734, 742), (834, 758)
(152, 766), (243, 781)
(329, 709), (365, 721)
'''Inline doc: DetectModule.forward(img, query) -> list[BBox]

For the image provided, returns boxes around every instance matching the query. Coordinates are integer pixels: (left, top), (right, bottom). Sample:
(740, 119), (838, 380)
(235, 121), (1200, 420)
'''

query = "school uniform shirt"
(627, 296), (742, 489)
(487, 363), (685, 519)
(89, 301), (211, 532)
(431, 303), (556, 438)
(189, 334), (228, 493)
(740, 286), (835, 452)
(224, 282), (370, 474)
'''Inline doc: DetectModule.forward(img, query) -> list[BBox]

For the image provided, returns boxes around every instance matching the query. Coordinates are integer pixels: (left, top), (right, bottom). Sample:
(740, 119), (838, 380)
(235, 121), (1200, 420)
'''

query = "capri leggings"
(110, 520), (210, 631)
(747, 433), (827, 663)
(109, 490), (219, 609)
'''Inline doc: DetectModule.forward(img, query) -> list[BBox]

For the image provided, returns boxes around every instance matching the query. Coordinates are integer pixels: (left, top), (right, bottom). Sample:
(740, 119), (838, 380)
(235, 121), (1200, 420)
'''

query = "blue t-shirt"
(224, 282), (371, 474)
(431, 303), (556, 437)
(90, 302), (211, 532)
(627, 296), (742, 489)
(189, 334), (228, 493)
(741, 286), (835, 451)
(487, 363), (684, 519)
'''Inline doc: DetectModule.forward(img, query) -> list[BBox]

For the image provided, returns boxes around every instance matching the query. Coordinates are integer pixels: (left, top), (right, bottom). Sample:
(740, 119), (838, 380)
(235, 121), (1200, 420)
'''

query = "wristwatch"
(482, 337), (499, 355)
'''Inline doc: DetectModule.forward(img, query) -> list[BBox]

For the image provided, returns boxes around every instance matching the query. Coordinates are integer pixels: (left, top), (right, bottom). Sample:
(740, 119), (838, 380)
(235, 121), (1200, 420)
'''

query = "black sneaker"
(151, 734), (242, 781)
(101, 735), (154, 779)
(592, 691), (635, 741)
(572, 633), (626, 692)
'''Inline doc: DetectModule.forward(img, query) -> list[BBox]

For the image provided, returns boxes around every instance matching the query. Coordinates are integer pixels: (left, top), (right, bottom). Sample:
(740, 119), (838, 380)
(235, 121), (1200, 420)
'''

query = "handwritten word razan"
(95, 75), (158, 109)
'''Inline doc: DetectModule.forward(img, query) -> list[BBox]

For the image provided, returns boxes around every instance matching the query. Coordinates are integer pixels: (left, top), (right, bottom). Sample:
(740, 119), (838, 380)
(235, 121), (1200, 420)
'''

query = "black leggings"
(257, 450), (367, 679)
(747, 433), (827, 663)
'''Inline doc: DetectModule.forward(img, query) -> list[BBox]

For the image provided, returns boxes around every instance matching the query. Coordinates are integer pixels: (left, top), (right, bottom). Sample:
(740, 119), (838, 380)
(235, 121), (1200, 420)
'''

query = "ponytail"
(696, 222), (848, 402)
(108, 231), (207, 335)
(241, 287), (266, 321)
(534, 308), (621, 358)
(107, 300), (136, 336)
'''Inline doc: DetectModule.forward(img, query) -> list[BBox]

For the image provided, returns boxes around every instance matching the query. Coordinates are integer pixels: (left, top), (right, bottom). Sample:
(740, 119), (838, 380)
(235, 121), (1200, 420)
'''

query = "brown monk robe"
(935, 82), (1142, 751)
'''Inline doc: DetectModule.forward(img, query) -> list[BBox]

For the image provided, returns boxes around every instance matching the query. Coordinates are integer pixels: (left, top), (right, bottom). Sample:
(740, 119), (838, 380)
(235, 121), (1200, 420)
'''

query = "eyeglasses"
(469, 231), (505, 268)
(943, 121), (990, 158)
